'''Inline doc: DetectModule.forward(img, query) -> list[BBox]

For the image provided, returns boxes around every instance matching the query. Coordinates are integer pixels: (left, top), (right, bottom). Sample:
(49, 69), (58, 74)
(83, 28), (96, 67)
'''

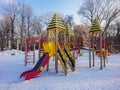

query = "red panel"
(102, 40), (105, 48)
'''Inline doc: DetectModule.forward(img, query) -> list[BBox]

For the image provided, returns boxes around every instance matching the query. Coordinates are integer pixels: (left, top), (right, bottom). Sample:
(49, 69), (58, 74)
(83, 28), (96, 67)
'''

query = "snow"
(0, 50), (120, 90)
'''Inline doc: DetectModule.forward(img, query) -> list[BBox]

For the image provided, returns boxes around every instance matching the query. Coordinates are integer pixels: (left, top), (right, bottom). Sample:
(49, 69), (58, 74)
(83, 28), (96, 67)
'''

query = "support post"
(92, 34), (95, 67)
(33, 41), (35, 64)
(103, 32), (106, 67)
(55, 29), (58, 73)
(25, 38), (27, 66)
(100, 33), (103, 69)
(38, 36), (41, 60)
(89, 34), (91, 68)
(47, 30), (49, 71)
(73, 35), (76, 71)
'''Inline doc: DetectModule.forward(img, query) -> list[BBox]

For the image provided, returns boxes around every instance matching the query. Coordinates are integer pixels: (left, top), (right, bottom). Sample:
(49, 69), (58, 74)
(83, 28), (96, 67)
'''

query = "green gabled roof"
(47, 13), (66, 31)
(89, 17), (103, 34)
(65, 24), (74, 35)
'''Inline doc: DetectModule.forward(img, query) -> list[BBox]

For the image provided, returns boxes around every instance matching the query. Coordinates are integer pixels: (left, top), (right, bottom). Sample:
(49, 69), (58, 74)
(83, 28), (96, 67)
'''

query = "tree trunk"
(11, 19), (14, 49)
(27, 17), (30, 38)
(20, 17), (24, 50)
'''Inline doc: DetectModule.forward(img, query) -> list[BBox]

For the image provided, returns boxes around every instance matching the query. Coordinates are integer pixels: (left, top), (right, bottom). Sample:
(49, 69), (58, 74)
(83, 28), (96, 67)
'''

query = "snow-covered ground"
(0, 50), (120, 90)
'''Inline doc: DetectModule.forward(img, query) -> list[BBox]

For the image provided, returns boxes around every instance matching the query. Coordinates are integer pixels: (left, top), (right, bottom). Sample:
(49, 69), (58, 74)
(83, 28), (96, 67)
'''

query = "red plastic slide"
(20, 53), (50, 80)
(20, 53), (47, 78)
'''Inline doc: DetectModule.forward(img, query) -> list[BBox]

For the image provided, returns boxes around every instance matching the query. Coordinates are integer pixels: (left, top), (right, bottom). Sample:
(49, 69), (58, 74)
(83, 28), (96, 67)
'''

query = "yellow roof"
(47, 13), (66, 31)
(66, 24), (74, 35)
(89, 17), (103, 34)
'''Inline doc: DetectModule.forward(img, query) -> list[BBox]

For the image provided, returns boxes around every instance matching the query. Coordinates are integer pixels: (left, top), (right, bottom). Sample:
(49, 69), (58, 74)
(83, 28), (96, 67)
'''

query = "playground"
(0, 13), (120, 90)
(0, 0), (120, 89)
(18, 13), (109, 80)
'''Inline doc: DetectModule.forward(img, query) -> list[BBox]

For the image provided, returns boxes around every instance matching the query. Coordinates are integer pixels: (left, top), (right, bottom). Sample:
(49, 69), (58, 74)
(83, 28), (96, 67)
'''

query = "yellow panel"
(43, 42), (55, 57)
(57, 55), (66, 72)
(64, 44), (75, 62)
(58, 44), (68, 59)
(64, 44), (75, 71)
(40, 66), (44, 71)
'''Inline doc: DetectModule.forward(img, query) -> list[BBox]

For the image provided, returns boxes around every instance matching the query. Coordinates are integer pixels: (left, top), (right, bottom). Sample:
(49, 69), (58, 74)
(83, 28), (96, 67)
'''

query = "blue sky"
(0, 0), (83, 24)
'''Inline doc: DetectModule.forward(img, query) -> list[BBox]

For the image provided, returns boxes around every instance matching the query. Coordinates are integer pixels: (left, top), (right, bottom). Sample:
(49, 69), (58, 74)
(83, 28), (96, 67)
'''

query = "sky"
(0, 0), (83, 24)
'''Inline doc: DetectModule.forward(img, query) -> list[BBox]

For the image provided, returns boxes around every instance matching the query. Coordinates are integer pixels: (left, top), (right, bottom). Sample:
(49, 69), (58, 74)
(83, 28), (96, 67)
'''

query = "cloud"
(0, 0), (14, 4)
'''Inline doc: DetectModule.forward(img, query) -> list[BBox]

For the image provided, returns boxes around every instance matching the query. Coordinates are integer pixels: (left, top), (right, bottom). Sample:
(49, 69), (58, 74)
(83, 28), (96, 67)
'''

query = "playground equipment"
(46, 13), (76, 75)
(25, 37), (46, 66)
(96, 49), (109, 57)
(89, 17), (108, 69)
(20, 14), (109, 80)
(20, 13), (76, 80)
(79, 52), (84, 56)
(65, 24), (74, 47)
(65, 24), (79, 58)
(108, 41), (115, 53)
(25, 37), (36, 65)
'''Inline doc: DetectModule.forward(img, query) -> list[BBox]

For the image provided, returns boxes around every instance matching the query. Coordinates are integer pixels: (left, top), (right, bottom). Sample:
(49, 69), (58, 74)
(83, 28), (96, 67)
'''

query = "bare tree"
(78, 0), (120, 31)
(39, 12), (54, 28)
(26, 5), (33, 38)
(2, 4), (19, 49)
(107, 24), (117, 36)
(32, 16), (43, 35)
(73, 25), (89, 47)
(17, 3), (27, 50)
(0, 19), (6, 50)
(63, 15), (74, 28)
(0, 18), (11, 50)
(4, 18), (11, 49)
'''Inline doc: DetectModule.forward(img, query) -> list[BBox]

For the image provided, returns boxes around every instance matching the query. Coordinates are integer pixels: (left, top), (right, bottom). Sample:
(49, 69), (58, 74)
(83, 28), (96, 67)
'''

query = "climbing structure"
(89, 17), (107, 69)
(47, 13), (75, 75)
